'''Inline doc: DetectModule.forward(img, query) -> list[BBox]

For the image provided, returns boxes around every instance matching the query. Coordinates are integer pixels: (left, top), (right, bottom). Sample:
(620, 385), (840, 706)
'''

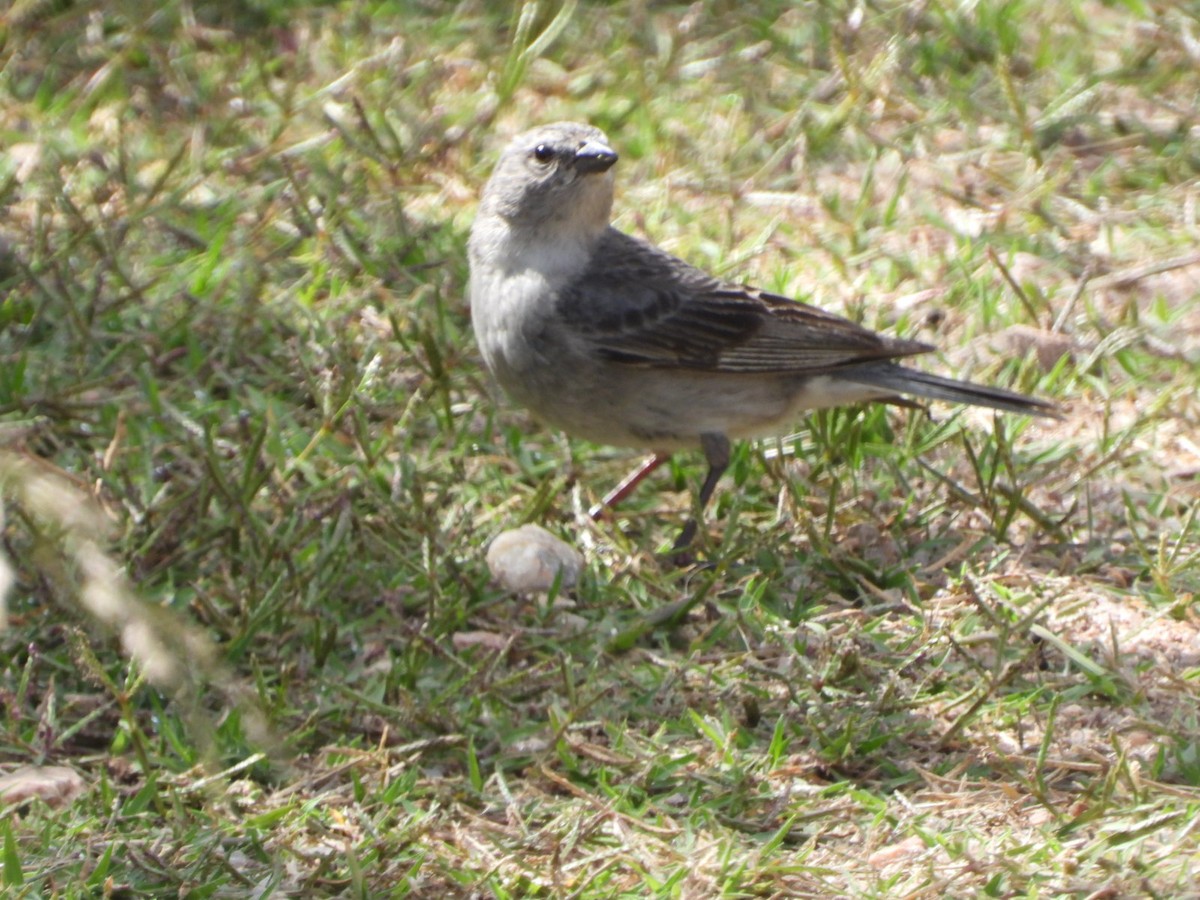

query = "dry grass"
(1, 0), (1199, 896)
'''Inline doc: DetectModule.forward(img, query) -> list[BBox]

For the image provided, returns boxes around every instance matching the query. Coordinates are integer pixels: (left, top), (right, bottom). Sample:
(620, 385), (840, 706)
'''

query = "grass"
(2, 0), (1200, 895)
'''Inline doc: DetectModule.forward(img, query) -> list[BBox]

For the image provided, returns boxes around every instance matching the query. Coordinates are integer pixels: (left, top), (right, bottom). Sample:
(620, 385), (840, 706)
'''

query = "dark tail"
(845, 363), (1061, 418)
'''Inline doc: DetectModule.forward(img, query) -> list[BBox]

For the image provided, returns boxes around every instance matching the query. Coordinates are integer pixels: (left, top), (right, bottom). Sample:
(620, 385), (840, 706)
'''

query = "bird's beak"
(574, 141), (618, 174)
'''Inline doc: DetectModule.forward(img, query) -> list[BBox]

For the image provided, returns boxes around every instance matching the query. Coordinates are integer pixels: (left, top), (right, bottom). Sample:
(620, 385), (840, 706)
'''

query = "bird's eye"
(532, 144), (555, 164)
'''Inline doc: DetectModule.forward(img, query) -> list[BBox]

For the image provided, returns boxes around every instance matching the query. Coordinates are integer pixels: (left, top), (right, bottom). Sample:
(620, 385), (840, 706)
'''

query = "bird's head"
(479, 122), (618, 238)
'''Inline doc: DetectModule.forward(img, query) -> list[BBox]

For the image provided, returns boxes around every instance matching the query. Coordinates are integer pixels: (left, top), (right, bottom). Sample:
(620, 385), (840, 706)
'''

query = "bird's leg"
(672, 433), (731, 551)
(590, 453), (670, 519)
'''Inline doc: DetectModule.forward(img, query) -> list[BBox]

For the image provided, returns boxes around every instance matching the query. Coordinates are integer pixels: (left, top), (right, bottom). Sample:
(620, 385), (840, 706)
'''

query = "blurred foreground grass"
(1, 0), (1199, 895)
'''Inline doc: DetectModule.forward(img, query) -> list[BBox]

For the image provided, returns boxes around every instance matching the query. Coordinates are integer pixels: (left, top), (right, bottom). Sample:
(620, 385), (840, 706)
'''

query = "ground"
(1, 1), (1198, 896)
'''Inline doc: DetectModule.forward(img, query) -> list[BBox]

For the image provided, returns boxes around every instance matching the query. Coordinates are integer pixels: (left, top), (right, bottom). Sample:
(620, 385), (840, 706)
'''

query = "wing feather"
(556, 228), (932, 374)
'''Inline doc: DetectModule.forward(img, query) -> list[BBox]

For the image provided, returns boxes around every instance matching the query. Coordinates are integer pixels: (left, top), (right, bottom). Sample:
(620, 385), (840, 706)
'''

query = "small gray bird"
(469, 122), (1056, 550)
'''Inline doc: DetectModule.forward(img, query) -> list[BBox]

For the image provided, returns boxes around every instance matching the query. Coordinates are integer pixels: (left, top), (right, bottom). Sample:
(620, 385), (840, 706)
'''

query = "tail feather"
(845, 363), (1060, 419)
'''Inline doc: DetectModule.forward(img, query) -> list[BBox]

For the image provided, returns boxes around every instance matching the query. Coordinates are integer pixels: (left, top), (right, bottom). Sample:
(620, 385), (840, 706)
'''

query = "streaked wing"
(557, 228), (932, 374)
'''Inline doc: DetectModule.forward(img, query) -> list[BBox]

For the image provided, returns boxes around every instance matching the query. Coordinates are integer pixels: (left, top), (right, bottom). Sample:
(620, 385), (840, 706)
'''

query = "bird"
(468, 122), (1057, 552)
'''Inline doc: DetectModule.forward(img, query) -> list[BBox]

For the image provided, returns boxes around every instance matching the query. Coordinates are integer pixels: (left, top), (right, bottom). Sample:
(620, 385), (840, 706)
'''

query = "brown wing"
(557, 228), (932, 374)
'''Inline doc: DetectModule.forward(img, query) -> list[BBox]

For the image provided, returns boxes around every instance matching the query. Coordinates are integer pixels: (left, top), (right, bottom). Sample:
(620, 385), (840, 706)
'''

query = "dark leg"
(590, 453), (670, 520)
(672, 433), (731, 551)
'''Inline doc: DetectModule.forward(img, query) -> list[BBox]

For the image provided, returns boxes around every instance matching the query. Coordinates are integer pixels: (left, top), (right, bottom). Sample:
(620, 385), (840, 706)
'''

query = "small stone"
(867, 834), (928, 869)
(486, 524), (583, 594)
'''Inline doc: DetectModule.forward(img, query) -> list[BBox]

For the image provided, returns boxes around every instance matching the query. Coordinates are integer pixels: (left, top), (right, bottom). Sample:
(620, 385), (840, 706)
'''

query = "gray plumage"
(469, 122), (1056, 549)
